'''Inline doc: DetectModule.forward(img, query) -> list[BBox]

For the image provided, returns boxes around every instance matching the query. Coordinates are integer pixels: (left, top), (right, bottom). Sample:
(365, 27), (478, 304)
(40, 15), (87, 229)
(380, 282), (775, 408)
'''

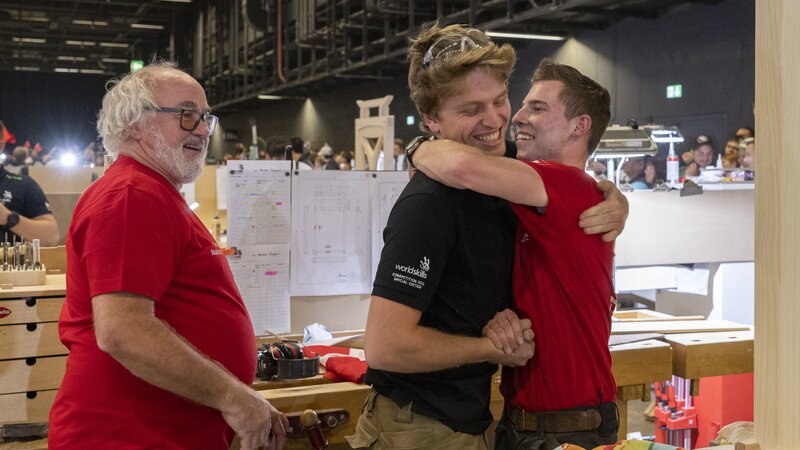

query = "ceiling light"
(22, 16), (49, 23)
(66, 40), (96, 46)
(14, 66), (40, 72)
(102, 58), (129, 63)
(57, 56), (87, 61)
(72, 19), (108, 26)
(100, 42), (129, 48)
(160, 0), (193, 3)
(55, 68), (80, 73)
(12, 37), (46, 44)
(485, 31), (565, 41)
(257, 94), (306, 101)
(80, 69), (106, 74)
(130, 23), (165, 30)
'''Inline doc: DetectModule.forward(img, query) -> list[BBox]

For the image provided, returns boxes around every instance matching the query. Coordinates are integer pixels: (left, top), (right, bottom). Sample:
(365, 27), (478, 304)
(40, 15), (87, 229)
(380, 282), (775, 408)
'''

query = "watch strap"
(404, 135), (433, 168)
(5, 212), (19, 229)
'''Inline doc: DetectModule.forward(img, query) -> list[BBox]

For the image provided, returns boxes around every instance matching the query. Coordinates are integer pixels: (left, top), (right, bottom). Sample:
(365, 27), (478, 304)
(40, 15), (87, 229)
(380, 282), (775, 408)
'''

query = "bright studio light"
(60, 153), (77, 166)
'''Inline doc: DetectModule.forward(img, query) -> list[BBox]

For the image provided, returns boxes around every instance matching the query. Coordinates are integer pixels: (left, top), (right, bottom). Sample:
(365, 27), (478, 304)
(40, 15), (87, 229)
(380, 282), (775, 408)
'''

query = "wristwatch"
(5, 212), (19, 229)
(405, 135), (434, 168)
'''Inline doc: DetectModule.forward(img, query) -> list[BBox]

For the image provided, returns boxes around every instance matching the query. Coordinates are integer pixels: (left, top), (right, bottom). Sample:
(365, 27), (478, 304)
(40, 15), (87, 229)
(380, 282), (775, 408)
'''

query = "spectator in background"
(692, 141), (715, 169)
(724, 138), (741, 161)
(233, 142), (247, 160)
(723, 151), (740, 169)
(644, 156), (657, 187)
(684, 160), (700, 178)
(319, 143), (339, 170)
(335, 152), (352, 171)
(290, 136), (312, 170)
(0, 142), (59, 245)
(736, 127), (754, 140)
(622, 157), (649, 189)
(682, 136), (715, 177)
(587, 158), (608, 180)
(393, 138), (408, 171)
(741, 137), (755, 169)
(5, 146), (30, 175)
(264, 136), (289, 161)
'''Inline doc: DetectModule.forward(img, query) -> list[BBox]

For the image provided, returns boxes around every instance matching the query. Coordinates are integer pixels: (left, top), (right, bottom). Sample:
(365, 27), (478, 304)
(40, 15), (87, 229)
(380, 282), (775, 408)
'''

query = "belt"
(508, 406), (602, 433)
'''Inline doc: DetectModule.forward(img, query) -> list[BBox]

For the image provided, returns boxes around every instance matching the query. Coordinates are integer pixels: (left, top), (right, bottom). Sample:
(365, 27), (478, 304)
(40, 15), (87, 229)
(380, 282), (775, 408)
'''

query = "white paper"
(370, 171), (410, 282)
(226, 161), (293, 247)
(215, 165), (228, 210)
(227, 244), (291, 334)
(290, 171), (373, 296)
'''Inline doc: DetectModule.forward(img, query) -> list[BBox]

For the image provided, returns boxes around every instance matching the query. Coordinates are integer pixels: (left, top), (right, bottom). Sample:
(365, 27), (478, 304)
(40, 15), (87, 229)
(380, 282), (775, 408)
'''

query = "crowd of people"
(224, 136), (355, 171)
(0, 139), (106, 173)
(615, 126), (756, 189)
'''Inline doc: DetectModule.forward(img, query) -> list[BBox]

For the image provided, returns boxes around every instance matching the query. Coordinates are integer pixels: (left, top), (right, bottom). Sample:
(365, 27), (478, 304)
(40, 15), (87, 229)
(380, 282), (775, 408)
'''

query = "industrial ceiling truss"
(0, 0), (723, 110)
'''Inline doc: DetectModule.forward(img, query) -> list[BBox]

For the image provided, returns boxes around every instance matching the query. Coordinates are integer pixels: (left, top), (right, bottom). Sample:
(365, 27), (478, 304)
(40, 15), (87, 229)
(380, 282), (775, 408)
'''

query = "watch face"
(6, 213), (19, 228)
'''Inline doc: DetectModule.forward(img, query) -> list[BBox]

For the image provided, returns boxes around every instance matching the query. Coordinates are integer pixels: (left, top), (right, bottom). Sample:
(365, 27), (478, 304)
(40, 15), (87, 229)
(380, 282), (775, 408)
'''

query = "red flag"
(2, 127), (15, 145)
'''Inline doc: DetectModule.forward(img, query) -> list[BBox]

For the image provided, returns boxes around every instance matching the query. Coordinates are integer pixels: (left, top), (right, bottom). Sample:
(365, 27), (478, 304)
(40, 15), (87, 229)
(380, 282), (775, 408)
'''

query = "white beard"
(150, 128), (207, 184)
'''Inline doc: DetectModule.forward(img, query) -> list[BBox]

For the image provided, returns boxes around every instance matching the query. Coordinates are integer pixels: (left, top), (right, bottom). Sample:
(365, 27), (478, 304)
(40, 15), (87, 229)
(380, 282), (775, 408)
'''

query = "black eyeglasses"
(146, 107), (219, 135)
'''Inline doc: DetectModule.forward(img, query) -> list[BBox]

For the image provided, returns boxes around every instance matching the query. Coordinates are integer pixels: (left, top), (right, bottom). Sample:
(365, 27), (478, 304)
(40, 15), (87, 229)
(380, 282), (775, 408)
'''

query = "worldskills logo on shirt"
(394, 256), (430, 279)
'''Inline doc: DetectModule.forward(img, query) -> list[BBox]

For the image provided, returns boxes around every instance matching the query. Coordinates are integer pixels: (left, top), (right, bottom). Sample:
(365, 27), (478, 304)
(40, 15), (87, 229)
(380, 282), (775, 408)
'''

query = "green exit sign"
(666, 84), (683, 99)
(130, 59), (145, 72)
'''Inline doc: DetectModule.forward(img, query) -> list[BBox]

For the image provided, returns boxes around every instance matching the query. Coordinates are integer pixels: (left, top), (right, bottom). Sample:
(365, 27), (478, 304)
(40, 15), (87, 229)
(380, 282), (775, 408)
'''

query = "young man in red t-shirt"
(412, 59), (619, 449)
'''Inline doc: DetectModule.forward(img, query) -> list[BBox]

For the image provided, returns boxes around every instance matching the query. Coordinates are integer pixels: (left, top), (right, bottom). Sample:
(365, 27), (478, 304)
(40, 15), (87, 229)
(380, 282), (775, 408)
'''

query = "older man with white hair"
(49, 62), (287, 450)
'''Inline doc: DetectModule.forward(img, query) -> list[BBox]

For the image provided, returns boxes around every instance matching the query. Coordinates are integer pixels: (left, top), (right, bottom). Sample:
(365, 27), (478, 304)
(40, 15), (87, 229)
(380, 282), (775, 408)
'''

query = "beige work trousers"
(346, 389), (488, 450)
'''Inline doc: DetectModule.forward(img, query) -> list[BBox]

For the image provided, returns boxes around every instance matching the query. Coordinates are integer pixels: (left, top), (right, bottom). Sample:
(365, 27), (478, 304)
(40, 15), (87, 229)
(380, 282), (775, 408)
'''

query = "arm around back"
(412, 139), (548, 207)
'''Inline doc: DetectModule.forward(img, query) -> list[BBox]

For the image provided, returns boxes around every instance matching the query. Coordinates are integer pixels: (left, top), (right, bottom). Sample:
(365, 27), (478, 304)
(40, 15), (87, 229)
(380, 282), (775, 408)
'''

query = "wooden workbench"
(0, 274), (67, 429)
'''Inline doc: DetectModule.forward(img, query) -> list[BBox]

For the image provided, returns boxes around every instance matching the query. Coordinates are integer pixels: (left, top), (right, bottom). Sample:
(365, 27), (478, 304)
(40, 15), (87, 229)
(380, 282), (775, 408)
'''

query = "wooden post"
(755, 1), (800, 447)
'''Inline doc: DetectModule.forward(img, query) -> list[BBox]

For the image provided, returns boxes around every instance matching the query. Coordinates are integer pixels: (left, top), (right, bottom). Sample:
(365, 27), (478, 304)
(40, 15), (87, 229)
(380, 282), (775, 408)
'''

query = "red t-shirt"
(500, 160), (617, 411)
(49, 155), (256, 449)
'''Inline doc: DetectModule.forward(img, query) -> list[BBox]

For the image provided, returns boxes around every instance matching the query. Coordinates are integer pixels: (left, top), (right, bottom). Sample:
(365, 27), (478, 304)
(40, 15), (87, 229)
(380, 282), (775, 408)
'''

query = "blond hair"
(408, 24), (516, 133)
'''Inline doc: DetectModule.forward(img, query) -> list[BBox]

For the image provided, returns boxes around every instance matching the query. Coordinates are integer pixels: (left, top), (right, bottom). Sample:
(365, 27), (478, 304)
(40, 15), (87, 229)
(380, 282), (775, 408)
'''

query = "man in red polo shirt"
(412, 59), (618, 448)
(49, 62), (287, 450)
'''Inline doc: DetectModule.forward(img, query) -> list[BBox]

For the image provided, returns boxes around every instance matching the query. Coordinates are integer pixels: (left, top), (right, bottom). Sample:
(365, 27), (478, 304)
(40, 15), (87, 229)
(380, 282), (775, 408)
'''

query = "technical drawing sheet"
(227, 244), (291, 334)
(370, 171), (409, 282)
(290, 171), (373, 296)
(227, 160), (293, 247)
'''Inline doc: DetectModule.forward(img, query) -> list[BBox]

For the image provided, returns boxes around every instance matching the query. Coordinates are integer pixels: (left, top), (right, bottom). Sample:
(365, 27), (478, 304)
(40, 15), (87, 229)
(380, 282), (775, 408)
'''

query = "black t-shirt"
(366, 140), (518, 434)
(0, 167), (52, 238)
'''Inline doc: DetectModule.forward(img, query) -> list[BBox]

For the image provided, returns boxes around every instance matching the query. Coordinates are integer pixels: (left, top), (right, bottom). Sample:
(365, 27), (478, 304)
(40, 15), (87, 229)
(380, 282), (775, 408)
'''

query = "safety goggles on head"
(146, 106), (219, 135)
(421, 29), (484, 70)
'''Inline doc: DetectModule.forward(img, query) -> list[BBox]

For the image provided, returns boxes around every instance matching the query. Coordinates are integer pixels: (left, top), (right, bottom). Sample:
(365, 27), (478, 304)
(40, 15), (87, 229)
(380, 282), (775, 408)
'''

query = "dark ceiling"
(0, 0), (723, 110)
(0, 0), (195, 75)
